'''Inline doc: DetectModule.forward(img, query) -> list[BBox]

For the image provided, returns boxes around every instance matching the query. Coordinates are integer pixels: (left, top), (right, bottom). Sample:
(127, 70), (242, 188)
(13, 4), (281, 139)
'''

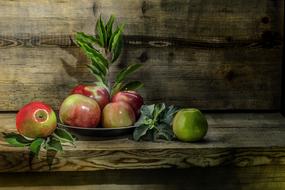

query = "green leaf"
(75, 35), (94, 50)
(96, 15), (107, 47)
(53, 128), (75, 144)
(154, 124), (175, 141)
(90, 48), (109, 68)
(90, 58), (108, 76)
(3, 132), (33, 143)
(133, 124), (150, 141)
(153, 103), (166, 119)
(78, 43), (109, 75)
(86, 64), (107, 84)
(132, 104), (177, 142)
(115, 63), (142, 84)
(111, 33), (123, 62)
(111, 82), (123, 96)
(29, 138), (44, 156)
(86, 63), (102, 76)
(89, 60), (107, 77)
(140, 104), (155, 118)
(75, 32), (99, 45)
(134, 114), (148, 127)
(95, 81), (110, 92)
(43, 136), (69, 170)
(89, 72), (105, 84)
(105, 15), (115, 45)
(5, 138), (28, 147)
(108, 25), (122, 50)
(46, 137), (63, 152)
(122, 81), (143, 91)
(3, 132), (33, 147)
(76, 33), (109, 66)
(161, 105), (179, 125)
(109, 24), (124, 62)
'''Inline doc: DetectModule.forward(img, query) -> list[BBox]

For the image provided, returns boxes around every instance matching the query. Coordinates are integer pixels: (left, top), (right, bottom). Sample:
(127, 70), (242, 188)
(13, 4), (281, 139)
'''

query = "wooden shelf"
(0, 113), (285, 172)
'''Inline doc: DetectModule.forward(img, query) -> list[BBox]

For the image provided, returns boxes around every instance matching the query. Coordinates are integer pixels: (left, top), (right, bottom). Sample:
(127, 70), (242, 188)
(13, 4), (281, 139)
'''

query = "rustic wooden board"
(0, 0), (282, 42)
(0, 0), (283, 111)
(0, 45), (282, 111)
(0, 113), (285, 172)
(0, 166), (284, 190)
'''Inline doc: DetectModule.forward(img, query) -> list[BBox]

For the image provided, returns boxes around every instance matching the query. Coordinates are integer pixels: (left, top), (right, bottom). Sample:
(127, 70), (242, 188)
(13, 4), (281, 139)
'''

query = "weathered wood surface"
(0, 113), (284, 172)
(0, 0), (282, 41)
(0, 0), (283, 111)
(0, 166), (284, 190)
(0, 46), (281, 111)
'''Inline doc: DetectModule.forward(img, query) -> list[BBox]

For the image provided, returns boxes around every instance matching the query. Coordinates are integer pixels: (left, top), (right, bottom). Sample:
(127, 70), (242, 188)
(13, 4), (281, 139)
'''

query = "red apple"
(71, 84), (110, 109)
(111, 91), (143, 118)
(102, 102), (136, 128)
(59, 94), (101, 128)
(16, 102), (57, 138)
(71, 84), (85, 95)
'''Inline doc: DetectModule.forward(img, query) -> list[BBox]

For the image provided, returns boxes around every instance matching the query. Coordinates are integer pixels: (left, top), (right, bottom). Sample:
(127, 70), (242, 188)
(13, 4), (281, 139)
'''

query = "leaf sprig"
(2, 128), (75, 169)
(133, 104), (180, 141)
(75, 15), (143, 96)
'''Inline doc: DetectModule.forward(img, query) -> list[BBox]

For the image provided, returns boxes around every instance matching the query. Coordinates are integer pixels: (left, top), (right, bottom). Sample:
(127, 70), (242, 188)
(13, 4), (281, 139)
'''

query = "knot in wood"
(218, 65), (235, 81)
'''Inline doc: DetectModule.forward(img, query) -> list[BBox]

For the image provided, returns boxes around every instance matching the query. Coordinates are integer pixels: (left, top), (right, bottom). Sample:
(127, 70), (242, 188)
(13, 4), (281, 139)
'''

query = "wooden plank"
(0, 0), (283, 111)
(279, 0), (284, 116)
(0, 113), (285, 172)
(0, 166), (284, 190)
(0, 45), (282, 111)
(0, 0), (282, 43)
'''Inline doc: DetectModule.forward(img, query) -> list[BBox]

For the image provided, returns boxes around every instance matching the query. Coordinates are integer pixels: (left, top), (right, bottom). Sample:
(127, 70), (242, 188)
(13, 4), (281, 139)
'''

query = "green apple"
(173, 108), (208, 142)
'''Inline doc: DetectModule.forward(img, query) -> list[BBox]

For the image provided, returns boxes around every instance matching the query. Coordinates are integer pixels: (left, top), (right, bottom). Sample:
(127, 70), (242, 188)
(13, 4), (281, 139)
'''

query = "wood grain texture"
(0, 167), (284, 190)
(0, 0), (283, 111)
(0, 44), (282, 111)
(0, 113), (285, 172)
(0, 0), (282, 42)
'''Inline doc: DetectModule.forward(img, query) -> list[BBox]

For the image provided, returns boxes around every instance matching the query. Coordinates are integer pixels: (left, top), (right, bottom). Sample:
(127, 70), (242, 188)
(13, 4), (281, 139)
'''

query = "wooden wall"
(0, 0), (283, 111)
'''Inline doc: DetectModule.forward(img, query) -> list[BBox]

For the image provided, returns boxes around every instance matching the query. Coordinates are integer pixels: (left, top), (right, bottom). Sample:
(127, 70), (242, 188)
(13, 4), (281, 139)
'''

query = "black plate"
(58, 123), (136, 140)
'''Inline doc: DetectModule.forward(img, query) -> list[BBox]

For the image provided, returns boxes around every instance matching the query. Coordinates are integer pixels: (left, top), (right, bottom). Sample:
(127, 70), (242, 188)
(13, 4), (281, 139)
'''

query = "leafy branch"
(2, 128), (75, 169)
(133, 104), (180, 141)
(75, 15), (143, 95)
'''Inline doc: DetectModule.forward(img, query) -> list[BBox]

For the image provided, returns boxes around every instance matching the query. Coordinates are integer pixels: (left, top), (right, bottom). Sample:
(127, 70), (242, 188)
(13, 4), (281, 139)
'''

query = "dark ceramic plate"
(57, 123), (136, 140)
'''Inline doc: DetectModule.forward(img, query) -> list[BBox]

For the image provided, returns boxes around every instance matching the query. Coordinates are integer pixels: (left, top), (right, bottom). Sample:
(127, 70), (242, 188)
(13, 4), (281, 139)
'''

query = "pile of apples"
(59, 84), (143, 128)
